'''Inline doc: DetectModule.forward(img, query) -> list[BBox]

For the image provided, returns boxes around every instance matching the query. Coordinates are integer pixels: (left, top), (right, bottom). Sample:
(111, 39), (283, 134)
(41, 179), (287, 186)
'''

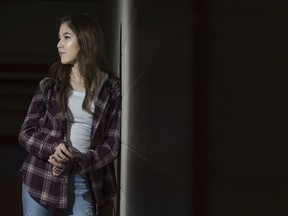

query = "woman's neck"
(70, 63), (85, 91)
(71, 63), (82, 79)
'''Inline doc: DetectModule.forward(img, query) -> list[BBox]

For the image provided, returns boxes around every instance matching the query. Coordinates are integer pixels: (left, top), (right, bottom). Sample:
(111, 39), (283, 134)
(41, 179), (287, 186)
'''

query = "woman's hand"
(48, 155), (73, 176)
(53, 143), (72, 163)
(48, 143), (73, 176)
(48, 155), (62, 176)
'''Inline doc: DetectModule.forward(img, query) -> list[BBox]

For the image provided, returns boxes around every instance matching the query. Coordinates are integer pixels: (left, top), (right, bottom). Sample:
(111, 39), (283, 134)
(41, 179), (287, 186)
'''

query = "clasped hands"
(48, 143), (73, 176)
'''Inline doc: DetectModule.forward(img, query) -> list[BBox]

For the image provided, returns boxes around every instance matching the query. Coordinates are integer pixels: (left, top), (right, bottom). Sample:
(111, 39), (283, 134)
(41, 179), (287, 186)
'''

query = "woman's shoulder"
(39, 77), (51, 85)
(97, 73), (120, 100)
(107, 73), (120, 85)
(106, 74), (120, 93)
(38, 77), (55, 92)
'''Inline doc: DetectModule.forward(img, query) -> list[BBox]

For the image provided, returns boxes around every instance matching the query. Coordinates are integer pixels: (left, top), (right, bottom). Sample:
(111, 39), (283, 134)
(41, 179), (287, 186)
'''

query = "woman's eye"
(64, 36), (70, 40)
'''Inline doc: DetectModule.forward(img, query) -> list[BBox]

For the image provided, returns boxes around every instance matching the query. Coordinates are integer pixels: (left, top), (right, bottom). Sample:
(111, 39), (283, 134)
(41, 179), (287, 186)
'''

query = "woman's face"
(57, 22), (80, 65)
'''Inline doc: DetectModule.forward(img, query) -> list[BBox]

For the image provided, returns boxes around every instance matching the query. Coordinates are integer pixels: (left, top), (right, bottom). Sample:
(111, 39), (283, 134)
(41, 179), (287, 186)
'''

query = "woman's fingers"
(48, 155), (62, 167)
(52, 168), (61, 176)
(48, 155), (63, 175)
(48, 155), (57, 166)
(53, 165), (63, 172)
(54, 143), (72, 162)
(49, 146), (74, 176)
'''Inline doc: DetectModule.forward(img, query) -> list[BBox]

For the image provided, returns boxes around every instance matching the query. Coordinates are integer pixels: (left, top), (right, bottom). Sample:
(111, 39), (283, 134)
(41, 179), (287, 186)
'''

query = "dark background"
(1, 0), (288, 216)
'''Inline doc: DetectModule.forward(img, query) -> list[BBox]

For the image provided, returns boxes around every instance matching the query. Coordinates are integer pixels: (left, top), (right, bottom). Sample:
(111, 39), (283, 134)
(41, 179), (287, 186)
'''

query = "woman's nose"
(57, 40), (63, 49)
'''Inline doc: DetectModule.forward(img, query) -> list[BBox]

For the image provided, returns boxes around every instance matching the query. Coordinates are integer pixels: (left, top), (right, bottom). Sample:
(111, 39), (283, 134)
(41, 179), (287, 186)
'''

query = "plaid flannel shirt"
(19, 75), (121, 211)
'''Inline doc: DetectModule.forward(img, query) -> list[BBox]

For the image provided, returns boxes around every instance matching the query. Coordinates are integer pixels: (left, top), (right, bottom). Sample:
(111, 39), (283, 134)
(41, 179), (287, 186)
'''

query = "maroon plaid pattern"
(19, 76), (121, 211)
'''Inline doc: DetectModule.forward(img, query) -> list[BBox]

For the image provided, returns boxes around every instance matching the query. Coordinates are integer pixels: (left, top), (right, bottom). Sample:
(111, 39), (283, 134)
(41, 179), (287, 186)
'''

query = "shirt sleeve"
(18, 78), (63, 160)
(71, 78), (121, 174)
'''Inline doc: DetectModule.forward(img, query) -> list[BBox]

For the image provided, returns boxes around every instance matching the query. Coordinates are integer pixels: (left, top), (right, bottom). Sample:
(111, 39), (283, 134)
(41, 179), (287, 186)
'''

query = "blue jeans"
(22, 174), (96, 216)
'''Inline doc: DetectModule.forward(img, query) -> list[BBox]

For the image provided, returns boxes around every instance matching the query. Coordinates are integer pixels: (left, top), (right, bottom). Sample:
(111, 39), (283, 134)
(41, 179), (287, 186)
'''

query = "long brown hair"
(48, 14), (112, 114)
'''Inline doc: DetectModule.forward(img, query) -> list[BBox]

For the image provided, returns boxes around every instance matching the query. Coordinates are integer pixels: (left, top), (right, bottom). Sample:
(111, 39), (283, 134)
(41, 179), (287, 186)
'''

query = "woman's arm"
(18, 78), (66, 160)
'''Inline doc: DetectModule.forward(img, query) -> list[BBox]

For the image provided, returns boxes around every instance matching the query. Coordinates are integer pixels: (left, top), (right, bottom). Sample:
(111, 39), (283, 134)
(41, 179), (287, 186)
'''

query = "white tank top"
(67, 90), (94, 154)
(67, 72), (108, 155)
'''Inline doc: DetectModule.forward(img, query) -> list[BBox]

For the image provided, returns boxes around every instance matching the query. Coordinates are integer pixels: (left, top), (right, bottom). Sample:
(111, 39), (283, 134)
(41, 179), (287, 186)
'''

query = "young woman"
(19, 14), (121, 216)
